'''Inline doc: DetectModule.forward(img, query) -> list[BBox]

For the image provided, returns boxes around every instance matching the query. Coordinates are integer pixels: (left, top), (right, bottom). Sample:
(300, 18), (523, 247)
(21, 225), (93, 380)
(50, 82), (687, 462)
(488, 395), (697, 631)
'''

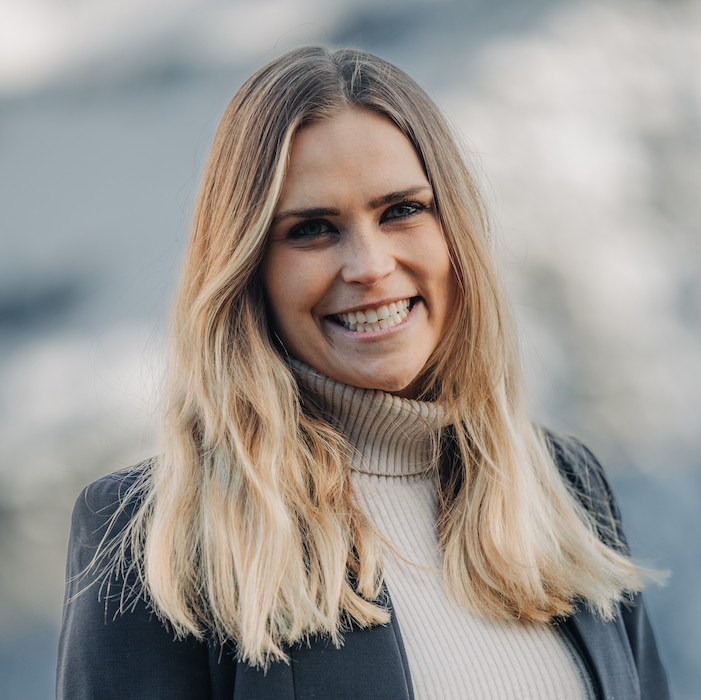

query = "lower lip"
(326, 300), (420, 340)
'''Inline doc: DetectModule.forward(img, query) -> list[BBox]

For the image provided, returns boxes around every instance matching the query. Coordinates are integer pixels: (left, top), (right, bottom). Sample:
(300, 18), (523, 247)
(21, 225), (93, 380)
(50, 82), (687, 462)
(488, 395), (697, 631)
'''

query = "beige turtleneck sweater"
(292, 360), (593, 700)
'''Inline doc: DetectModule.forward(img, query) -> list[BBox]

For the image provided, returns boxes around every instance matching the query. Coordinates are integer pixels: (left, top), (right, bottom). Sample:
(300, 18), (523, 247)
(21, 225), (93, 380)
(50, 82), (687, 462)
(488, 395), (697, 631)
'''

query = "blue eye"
(382, 201), (426, 222)
(288, 220), (335, 240)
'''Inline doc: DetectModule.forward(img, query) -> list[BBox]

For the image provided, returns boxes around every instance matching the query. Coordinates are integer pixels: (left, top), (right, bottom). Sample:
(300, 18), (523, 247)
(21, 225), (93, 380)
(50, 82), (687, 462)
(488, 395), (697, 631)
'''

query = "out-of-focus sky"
(1, 0), (699, 697)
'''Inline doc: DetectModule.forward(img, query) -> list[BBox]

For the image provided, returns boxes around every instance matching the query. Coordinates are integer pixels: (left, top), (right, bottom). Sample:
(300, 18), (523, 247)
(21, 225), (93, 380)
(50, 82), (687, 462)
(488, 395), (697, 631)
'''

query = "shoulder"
(543, 430), (628, 552)
(77, 460), (151, 508)
(64, 460), (153, 600)
(58, 459), (220, 699)
(69, 460), (152, 548)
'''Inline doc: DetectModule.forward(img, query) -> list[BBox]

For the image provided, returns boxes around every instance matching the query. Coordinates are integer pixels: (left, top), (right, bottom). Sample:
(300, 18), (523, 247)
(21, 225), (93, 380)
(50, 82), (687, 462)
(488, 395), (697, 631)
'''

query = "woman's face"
(262, 108), (457, 398)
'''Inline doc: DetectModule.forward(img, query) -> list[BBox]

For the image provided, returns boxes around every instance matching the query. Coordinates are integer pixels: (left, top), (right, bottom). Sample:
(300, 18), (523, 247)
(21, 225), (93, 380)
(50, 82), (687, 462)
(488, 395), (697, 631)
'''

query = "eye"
(287, 219), (336, 240)
(381, 201), (427, 223)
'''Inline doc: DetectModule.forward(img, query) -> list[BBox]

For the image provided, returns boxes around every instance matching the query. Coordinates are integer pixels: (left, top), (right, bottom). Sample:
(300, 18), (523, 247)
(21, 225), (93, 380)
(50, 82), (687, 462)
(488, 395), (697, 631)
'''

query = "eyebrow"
(271, 185), (433, 226)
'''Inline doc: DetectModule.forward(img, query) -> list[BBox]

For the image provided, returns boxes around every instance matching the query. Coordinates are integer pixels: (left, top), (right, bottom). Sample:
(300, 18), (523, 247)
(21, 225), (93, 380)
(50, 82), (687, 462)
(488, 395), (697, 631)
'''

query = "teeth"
(335, 299), (413, 332)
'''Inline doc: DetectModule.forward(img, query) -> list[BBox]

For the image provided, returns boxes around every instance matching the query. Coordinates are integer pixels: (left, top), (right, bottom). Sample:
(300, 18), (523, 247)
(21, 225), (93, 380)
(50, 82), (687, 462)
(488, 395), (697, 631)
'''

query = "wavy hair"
(111, 46), (647, 667)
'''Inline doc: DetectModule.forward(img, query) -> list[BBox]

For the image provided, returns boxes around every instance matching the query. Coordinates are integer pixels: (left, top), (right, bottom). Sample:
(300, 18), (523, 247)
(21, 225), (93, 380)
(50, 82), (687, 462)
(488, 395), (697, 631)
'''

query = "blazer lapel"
(559, 603), (640, 700)
(232, 610), (414, 699)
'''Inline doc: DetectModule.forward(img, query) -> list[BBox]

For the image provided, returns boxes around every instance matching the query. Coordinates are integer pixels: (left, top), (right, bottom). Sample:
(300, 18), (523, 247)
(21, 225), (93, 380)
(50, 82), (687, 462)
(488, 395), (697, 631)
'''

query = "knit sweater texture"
(292, 360), (592, 700)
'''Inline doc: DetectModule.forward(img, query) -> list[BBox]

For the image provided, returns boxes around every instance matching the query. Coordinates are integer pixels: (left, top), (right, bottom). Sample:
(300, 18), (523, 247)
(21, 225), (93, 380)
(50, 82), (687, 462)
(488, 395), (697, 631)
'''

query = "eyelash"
(288, 220), (335, 240)
(287, 200), (431, 240)
(382, 201), (428, 222)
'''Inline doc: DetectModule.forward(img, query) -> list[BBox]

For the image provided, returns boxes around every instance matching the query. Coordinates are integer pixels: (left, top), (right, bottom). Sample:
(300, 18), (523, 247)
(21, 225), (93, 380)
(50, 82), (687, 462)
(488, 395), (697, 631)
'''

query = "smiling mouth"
(332, 298), (417, 333)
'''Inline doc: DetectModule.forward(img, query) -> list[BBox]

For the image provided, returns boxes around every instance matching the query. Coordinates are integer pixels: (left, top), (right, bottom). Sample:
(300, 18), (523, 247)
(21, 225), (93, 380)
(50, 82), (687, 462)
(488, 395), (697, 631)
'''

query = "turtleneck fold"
(291, 357), (448, 477)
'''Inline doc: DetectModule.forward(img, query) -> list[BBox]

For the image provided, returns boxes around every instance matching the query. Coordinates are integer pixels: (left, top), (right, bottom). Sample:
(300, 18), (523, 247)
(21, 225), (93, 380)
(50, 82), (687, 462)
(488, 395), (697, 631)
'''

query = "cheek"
(262, 254), (320, 329)
(436, 261), (461, 352)
(443, 266), (459, 309)
(432, 241), (458, 307)
(430, 261), (459, 341)
(261, 254), (293, 332)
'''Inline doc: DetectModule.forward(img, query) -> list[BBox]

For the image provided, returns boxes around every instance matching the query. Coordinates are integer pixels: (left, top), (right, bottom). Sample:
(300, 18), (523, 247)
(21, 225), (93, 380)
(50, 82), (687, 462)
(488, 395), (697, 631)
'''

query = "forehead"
(279, 108), (428, 206)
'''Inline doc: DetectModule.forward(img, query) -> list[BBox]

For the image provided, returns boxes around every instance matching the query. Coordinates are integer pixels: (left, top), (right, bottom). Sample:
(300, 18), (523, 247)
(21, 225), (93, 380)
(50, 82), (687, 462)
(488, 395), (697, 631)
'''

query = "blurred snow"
(0, 0), (423, 94)
(0, 0), (699, 697)
(437, 1), (701, 467)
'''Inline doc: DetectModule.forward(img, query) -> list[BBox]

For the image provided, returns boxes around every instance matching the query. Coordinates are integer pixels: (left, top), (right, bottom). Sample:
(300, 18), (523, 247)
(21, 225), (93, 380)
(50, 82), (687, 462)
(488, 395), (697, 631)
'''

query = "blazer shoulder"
(543, 430), (628, 552)
(70, 460), (152, 550)
(58, 459), (218, 699)
(78, 460), (151, 509)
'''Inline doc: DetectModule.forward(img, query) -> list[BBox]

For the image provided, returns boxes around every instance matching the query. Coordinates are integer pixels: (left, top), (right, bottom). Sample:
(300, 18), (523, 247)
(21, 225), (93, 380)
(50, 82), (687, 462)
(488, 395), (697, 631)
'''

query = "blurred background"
(1, 0), (699, 697)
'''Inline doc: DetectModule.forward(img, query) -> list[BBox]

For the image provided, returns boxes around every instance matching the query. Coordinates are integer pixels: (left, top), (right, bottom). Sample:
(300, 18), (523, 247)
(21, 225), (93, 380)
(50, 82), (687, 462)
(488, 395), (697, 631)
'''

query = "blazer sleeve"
(56, 470), (214, 700)
(547, 432), (672, 699)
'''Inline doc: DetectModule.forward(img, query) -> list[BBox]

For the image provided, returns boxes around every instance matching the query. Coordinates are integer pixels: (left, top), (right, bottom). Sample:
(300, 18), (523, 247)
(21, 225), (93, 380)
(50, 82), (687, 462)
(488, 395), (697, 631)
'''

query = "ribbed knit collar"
(289, 359), (449, 477)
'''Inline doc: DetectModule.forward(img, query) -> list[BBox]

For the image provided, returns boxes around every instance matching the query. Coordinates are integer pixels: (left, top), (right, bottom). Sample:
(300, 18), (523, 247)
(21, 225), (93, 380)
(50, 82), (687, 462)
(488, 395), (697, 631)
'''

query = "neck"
(289, 358), (449, 476)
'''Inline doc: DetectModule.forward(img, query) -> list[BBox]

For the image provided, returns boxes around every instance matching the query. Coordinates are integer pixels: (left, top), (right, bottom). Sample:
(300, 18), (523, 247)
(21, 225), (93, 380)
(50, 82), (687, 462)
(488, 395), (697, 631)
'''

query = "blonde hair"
(110, 46), (646, 667)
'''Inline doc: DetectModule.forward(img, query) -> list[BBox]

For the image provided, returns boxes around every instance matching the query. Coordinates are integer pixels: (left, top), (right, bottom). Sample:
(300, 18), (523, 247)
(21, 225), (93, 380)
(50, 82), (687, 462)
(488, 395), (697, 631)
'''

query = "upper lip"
(330, 297), (416, 316)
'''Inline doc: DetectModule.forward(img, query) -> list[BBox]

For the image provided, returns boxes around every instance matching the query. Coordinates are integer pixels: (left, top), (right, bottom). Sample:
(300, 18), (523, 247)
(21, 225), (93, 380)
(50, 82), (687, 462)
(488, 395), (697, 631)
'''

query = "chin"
(354, 370), (422, 398)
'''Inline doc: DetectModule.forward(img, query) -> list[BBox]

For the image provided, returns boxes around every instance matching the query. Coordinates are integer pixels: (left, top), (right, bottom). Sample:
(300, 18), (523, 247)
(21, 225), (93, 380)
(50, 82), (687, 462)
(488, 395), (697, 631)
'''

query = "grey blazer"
(56, 434), (670, 699)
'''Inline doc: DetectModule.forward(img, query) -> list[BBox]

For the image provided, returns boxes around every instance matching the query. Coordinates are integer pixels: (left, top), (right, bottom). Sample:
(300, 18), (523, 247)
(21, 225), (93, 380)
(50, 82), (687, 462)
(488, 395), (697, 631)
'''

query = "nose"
(340, 228), (396, 286)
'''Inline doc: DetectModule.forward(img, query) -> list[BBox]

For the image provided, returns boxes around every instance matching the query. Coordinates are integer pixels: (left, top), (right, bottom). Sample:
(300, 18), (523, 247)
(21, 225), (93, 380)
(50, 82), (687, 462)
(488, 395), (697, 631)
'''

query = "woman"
(57, 46), (670, 699)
